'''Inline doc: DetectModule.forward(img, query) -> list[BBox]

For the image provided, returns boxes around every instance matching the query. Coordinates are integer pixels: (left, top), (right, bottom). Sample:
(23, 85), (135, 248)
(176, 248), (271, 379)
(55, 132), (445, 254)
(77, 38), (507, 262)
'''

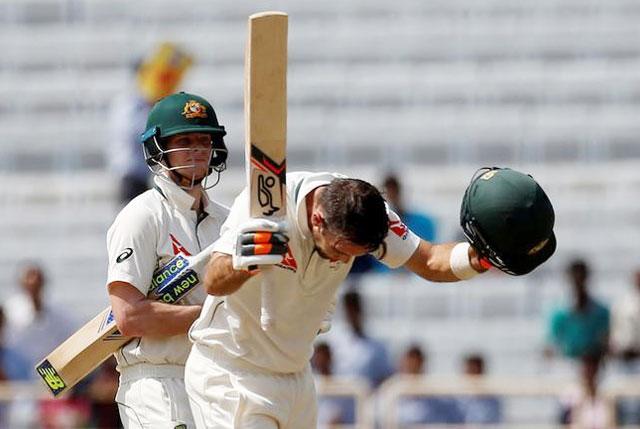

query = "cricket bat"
(35, 249), (211, 397)
(245, 12), (288, 331)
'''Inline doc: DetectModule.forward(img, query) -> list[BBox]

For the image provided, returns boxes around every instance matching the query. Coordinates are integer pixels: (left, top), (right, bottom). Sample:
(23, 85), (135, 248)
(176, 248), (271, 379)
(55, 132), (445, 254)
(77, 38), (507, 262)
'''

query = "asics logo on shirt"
(116, 248), (134, 263)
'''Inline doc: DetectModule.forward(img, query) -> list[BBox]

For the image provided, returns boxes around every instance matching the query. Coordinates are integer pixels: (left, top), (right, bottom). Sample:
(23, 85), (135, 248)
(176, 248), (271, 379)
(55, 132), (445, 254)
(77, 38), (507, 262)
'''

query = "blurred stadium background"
(2, 0), (640, 427)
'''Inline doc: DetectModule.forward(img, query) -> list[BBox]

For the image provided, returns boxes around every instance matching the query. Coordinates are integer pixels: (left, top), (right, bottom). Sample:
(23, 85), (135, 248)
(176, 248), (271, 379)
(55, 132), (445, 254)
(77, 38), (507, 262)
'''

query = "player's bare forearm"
(204, 252), (252, 296)
(108, 281), (202, 338)
(404, 240), (486, 282)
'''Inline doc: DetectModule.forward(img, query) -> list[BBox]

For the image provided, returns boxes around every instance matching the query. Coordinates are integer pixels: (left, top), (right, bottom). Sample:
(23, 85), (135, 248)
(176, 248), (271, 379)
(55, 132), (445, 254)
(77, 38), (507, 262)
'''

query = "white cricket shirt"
(189, 171), (420, 373)
(107, 175), (228, 369)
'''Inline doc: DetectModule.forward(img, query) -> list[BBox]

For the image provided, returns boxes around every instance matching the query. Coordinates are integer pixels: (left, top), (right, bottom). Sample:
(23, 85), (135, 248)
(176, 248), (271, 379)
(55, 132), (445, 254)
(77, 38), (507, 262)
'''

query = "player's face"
(312, 215), (370, 263)
(165, 132), (212, 182)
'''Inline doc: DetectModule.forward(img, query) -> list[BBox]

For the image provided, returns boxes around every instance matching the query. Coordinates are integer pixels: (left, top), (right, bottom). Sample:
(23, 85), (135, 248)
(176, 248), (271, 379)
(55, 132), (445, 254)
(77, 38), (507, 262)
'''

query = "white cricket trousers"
(116, 363), (195, 429)
(185, 343), (317, 429)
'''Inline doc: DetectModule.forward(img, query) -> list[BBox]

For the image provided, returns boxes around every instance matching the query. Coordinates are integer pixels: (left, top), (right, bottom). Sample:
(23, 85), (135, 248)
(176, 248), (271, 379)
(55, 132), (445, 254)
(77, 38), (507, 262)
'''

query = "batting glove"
(233, 218), (289, 272)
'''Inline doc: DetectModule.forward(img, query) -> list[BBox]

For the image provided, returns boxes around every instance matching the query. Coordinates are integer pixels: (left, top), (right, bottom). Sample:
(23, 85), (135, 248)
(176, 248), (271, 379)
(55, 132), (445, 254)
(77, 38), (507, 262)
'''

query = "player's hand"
(233, 218), (289, 272)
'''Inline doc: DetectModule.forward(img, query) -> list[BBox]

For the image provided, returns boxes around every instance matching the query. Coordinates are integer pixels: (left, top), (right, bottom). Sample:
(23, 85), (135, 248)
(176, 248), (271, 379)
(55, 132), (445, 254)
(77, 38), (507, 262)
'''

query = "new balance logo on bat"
(36, 360), (66, 396)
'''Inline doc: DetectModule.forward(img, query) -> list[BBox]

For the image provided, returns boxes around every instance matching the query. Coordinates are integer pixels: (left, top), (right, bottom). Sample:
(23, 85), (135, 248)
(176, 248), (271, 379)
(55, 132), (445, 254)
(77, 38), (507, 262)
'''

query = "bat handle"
(260, 266), (276, 331)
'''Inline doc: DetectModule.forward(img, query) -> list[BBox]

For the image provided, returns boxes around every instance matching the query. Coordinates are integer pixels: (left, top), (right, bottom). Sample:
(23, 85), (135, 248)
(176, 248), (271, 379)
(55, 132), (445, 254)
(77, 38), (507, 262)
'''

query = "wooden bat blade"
(35, 307), (126, 397)
(245, 11), (288, 219)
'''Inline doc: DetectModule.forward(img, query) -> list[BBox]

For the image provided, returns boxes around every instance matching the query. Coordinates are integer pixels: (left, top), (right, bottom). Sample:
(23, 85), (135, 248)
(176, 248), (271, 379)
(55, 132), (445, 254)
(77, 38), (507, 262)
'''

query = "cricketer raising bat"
(245, 11), (288, 330)
(35, 247), (212, 397)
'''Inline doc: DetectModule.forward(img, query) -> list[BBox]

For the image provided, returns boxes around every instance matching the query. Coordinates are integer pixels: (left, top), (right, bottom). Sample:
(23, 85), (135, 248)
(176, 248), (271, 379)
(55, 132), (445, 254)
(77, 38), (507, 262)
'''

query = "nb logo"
(41, 369), (65, 389)
(36, 360), (66, 395)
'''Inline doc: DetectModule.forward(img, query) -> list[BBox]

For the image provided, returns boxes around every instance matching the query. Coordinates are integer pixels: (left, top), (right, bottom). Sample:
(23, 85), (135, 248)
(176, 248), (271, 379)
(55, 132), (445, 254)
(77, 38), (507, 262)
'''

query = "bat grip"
(260, 266), (276, 331)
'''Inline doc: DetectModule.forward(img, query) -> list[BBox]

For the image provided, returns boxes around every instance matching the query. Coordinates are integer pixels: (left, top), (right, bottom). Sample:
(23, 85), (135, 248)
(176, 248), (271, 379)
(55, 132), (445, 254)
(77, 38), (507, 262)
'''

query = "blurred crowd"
(7, 255), (640, 428)
(312, 288), (502, 428)
(6, 176), (640, 429)
(308, 251), (640, 428)
(0, 263), (121, 428)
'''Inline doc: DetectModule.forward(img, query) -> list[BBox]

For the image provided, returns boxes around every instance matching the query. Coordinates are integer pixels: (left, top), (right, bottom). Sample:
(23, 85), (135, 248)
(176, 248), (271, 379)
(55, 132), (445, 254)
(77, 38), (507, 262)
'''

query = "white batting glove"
(232, 218), (289, 272)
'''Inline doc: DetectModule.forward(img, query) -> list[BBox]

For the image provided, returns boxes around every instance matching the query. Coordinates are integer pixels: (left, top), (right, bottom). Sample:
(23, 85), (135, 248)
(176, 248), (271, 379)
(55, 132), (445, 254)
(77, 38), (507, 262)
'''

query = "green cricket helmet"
(141, 92), (228, 173)
(460, 167), (556, 275)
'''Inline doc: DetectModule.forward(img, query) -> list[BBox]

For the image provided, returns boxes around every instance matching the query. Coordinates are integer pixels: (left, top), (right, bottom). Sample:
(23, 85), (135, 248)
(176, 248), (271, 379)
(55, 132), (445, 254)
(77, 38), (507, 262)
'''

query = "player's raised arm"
(204, 253), (248, 296)
(403, 167), (556, 281)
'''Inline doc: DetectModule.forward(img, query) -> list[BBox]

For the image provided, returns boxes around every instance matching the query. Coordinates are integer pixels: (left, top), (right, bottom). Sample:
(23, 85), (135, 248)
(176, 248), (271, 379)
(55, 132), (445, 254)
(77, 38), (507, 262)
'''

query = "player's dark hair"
(319, 178), (389, 251)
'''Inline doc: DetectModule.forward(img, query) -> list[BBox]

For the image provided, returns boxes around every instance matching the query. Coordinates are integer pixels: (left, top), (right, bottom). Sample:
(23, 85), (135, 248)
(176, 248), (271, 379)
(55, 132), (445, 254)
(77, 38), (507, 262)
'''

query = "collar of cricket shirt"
(153, 174), (212, 215)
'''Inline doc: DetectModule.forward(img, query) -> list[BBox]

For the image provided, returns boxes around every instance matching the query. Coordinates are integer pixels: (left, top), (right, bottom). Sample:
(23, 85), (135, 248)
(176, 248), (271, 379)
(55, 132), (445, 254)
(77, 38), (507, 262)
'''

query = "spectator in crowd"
(3, 263), (76, 428)
(0, 306), (30, 428)
(350, 173), (437, 275)
(4, 263), (75, 372)
(610, 269), (640, 424)
(39, 390), (92, 429)
(457, 353), (502, 424)
(39, 358), (122, 429)
(311, 342), (356, 427)
(545, 259), (610, 360)
(0, 307), (30, 381)
(559, 355), (614, 429)
(328, 290), (394, 388)
(86, 358), (122, 428)
(382, 174), (437, 242)
(108, 42), (193, 205)
(610, 269), (640, 364)
(396, 344), (464, 426)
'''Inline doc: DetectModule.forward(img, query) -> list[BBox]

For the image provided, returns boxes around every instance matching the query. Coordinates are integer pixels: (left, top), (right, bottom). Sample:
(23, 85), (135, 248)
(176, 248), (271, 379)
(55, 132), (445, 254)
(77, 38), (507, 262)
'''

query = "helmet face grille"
(142, 130), (165, 168)
(462, 217), (517, 275)
(141, 133), (228, 190)
(460, 167), (513, 273)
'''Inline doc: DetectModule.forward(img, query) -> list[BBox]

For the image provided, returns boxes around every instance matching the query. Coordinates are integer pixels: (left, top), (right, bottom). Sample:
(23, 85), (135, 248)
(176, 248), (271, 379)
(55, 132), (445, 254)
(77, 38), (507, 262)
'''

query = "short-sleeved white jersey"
(189, 171), (420, 373)
(107, 175), (228, 368)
